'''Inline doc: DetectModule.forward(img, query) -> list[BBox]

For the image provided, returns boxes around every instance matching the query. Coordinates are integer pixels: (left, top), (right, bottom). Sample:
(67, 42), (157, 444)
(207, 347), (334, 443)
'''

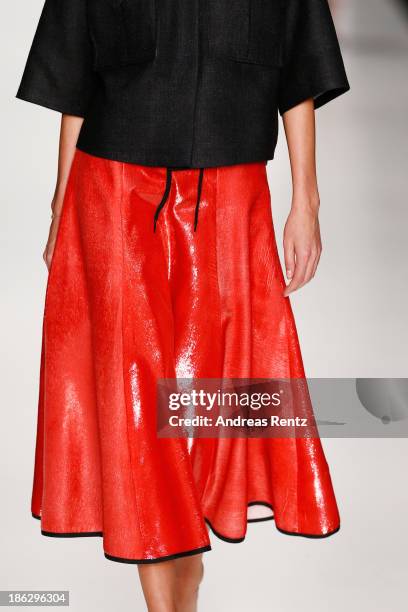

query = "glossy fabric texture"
(32, 151), (340, 563)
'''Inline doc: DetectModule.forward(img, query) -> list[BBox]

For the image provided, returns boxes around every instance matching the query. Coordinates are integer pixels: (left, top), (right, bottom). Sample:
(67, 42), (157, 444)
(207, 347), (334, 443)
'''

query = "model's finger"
(311, 247), (322, 279)
(283, 251), (308, 296)
(303, 248), (318, 285)
(284, 240), (295, 280)
(301, 250), (318, 288)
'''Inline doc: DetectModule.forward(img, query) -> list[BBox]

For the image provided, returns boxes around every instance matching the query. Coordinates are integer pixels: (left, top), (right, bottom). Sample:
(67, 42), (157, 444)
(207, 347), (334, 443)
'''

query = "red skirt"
(32, 150), (340, 563)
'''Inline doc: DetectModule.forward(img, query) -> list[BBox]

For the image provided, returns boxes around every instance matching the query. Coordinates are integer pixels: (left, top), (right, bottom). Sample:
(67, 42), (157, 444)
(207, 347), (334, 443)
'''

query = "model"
(16, 0), (350, 610)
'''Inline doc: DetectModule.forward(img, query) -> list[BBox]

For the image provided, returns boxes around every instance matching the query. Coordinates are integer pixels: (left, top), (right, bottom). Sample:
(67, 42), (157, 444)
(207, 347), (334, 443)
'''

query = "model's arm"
(281, 98), (322, 296)
(43, 114), (84, 270)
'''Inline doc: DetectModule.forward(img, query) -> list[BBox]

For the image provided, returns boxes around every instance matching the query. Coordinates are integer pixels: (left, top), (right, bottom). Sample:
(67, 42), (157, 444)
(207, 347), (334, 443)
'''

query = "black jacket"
(16, 0), (350, 168)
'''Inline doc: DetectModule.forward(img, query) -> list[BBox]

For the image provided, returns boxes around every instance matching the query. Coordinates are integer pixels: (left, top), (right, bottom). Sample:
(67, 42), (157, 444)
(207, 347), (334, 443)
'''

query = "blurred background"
(1, 1), (408, 611)
(273, 0), (408, 378)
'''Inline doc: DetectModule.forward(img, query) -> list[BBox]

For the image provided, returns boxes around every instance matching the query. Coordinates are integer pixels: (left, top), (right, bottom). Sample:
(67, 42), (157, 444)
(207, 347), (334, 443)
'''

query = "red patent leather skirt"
(32, 150), (340, 563)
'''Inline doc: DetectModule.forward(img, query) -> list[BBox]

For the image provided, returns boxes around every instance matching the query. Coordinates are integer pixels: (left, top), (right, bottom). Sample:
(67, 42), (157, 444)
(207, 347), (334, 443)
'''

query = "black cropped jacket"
(16, 0), (350, 168)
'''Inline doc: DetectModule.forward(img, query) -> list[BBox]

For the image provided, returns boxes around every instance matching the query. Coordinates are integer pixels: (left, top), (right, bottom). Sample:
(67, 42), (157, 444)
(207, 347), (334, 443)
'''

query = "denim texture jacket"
(16, 0), (350, 168)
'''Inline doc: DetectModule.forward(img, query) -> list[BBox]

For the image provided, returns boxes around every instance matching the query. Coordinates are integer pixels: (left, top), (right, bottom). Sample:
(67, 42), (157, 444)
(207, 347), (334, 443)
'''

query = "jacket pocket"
(88, 0), (157, 71)
(207, 0), (284, 67)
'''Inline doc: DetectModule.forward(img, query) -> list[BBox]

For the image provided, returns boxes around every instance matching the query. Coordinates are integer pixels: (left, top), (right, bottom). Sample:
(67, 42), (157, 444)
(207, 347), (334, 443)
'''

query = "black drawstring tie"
(153, 167), (173, 232)
(194, 168), (204, 231)
(153, 167), (205, 232)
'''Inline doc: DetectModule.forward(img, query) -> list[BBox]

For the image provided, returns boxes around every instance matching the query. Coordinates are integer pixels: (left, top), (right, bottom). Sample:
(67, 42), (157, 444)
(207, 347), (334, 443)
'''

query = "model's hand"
(283, 200), (322, 296)
(42, 114), (83, 270)
(43, 204), (62, 271)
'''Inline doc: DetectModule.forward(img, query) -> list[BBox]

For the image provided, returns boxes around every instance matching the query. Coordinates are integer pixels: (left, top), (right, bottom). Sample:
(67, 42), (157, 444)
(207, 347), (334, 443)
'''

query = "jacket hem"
(75, 143), (274, 169)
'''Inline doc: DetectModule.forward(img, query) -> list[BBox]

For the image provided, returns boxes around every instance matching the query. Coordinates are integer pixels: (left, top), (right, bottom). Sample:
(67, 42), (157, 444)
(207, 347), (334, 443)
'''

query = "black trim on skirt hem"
(247, 501), (274, 508)
(32, 498), (339, 552)
(276, 524), (341, 539)
(32, 513), (103, 537)
(204, 500), (275, 540)
(204, 500), (340, 541)
(247, 516), (275, 523)
(205, 518), (245, 543)
(247, 501), (274, 523)
(31, 501), (275, 540)
(32, 513), (211, 563)
(42, 530), (103, 538)
(205, 516), (340, 541)
(104, 545), (212, 565)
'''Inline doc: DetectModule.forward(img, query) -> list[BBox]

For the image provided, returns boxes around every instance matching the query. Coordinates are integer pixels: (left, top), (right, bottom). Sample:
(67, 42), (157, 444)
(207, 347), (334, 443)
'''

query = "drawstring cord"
(153, 168), (173, 232)
(153, 167), (205, 232)
(194, 168), (204, 231)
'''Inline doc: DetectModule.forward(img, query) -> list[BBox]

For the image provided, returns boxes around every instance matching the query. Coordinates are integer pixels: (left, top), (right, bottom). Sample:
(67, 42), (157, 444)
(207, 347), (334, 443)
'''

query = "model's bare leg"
(174, 555), (204, 612)
(138, 560), (178, 612)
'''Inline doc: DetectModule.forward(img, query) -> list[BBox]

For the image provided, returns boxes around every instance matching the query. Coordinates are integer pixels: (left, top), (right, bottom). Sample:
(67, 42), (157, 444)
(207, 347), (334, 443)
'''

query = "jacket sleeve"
(278, 0), (350, 116)
(16, 0), (96, 117)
